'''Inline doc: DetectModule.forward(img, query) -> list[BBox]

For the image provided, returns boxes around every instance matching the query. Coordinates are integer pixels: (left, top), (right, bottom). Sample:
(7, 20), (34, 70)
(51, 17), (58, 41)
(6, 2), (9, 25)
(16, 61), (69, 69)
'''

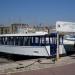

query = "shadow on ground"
(67, 51), (75, 59)
(0, 52), (50, 61)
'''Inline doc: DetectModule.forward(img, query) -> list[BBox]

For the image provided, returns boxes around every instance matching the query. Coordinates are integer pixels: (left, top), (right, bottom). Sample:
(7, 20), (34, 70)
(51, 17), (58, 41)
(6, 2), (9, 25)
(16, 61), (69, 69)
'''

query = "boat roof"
(0, 33), (57, 37)
(0, 33), (48, 37)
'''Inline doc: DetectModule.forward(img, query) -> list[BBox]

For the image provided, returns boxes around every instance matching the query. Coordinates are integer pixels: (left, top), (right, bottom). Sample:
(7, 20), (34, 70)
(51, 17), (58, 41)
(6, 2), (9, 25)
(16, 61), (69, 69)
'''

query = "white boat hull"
(0, 45), (50, 56)
(0, 45), (66, 56)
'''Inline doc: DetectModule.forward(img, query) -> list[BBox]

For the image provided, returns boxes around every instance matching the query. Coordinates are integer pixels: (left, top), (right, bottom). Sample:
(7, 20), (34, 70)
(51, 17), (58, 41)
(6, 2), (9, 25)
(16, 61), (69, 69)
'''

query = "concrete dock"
(0, 54), (75, 75)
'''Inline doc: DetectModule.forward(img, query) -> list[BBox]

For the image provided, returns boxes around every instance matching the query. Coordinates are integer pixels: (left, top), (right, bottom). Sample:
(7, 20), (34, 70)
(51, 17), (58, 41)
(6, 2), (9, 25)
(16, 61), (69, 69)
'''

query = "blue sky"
(0, 0), (75, 25)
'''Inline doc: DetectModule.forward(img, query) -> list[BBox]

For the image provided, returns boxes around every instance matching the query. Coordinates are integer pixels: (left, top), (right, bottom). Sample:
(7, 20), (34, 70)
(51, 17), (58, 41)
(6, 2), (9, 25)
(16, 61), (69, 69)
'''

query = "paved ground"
(11, 63), (75, 75)
(0, 54), (75, 75)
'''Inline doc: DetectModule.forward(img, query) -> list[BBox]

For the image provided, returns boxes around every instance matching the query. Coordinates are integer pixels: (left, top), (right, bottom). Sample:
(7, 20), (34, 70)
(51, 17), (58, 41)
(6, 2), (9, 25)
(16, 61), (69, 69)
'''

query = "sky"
(0, 0), (75, 25)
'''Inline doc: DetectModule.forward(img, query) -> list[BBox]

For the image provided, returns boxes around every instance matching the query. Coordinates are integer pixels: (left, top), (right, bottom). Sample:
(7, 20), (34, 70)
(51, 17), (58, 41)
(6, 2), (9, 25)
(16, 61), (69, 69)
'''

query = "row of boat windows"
(0, 36), (62, 46)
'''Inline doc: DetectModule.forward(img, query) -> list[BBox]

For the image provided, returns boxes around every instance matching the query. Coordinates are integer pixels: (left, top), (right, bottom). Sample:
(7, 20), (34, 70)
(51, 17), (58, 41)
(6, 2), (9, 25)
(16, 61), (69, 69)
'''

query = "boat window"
(0, 37), (3, 44)
(24, 37), (32, 46)
(40, 36), (45, 46)
(50, 37), (57, 44)
(31, 36), (40, 46)
(0, 36), (48, 46)
(0, 34), (58, 46)
(45, 37), (50, 45)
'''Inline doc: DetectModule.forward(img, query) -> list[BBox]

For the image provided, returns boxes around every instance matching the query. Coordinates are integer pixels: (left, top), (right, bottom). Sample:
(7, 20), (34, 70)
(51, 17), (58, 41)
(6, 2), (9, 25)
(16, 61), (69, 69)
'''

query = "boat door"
(49, 34), (57, 56)
(50, 43), (57, 56)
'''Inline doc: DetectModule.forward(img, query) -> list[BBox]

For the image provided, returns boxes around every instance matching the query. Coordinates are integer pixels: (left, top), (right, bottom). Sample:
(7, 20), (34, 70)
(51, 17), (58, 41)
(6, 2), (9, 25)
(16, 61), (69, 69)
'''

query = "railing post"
(56, 32), (60, 61)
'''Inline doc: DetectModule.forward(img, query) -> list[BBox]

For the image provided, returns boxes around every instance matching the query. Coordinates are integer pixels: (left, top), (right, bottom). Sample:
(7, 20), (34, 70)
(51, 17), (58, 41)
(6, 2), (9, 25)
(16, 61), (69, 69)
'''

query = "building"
(0, 23), (52, 34)
(10, 23), (29, 33)
(0, 25), (9, 34)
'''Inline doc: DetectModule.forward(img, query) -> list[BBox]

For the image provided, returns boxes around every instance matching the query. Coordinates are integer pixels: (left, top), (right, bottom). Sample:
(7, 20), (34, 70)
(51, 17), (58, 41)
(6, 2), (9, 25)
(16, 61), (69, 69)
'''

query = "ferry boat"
(0, 32), (66, 56)
(63, 34), (75, 52)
